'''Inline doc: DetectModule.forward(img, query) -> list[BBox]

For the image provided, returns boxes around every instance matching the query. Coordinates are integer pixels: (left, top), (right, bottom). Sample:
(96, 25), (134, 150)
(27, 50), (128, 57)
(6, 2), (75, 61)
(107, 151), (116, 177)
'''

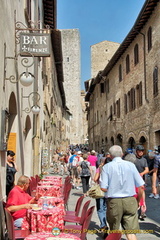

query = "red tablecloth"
(38, 197), (65, 212)
(38, 181), (63, 187)
(24, 232), (81, 240)
(37, 185), (62, 197)
(22, 207), (64, 233)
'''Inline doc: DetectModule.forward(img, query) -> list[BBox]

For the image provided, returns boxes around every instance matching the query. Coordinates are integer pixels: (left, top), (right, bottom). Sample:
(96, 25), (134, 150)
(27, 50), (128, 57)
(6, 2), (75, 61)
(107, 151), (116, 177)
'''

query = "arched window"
(126, 55), (130, 74)
(147, 27), (152, 52)
(134, 44), (139, 65)
(153, 66), (158, 96)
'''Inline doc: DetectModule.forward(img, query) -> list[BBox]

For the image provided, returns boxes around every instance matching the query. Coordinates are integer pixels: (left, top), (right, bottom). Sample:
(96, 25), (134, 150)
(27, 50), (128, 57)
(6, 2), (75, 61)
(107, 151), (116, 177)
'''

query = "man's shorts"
(107, 197), (139, 232)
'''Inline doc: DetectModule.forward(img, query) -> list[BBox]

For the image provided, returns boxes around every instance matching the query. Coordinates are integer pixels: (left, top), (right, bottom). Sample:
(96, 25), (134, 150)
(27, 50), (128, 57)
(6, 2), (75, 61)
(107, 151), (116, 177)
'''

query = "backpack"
(80, 161), (90, 176)
(72, 156), (78, 167)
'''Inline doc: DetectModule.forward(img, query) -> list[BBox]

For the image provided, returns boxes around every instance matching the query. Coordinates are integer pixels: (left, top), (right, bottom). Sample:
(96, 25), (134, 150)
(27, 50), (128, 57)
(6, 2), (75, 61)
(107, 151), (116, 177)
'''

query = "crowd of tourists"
(50, 144), (160, 240)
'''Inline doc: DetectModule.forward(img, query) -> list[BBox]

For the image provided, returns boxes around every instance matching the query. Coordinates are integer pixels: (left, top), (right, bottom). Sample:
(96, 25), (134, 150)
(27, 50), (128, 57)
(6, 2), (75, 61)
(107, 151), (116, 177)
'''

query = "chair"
(64, 205), (95, 240)
(105, 233), (122, 240)
(4, 208), (30, 240)
(65, 195), (84, 216)
(64, 200), (91, 225)
(63, 183), (72, 210)
(35, 174), (41, 184)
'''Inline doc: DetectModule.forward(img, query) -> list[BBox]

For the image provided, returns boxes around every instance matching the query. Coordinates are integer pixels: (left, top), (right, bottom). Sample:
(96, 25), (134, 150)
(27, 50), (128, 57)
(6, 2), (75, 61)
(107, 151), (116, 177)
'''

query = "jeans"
(96, 197), (107, 228)
(81, 176), (90, 193)
(14, 218), (23, 228)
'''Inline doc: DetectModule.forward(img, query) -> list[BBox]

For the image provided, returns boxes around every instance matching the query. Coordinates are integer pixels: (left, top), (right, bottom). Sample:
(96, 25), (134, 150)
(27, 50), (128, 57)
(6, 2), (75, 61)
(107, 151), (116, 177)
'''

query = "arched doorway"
(128, 137), (136, 150)
(110, 137), (114, 146)
(116, 133), (123, 147)
(139, 136), (147, 153)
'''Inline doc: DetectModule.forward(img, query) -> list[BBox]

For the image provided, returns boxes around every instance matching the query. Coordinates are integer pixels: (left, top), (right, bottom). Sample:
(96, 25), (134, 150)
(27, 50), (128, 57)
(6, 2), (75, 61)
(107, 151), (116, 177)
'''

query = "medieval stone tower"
(60, 29), (83, 144)
(91, 40), (120, 78)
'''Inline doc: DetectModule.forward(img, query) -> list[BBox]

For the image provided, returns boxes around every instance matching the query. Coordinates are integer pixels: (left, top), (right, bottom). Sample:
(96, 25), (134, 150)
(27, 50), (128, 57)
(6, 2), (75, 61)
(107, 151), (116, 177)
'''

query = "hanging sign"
(20, 33), (51, 57)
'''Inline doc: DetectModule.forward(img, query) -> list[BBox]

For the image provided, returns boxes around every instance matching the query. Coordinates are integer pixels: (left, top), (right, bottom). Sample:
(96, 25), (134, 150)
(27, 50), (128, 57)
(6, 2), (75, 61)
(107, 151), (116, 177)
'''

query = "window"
(116, 99), (120, 118)
(126, 55), (130, 74)
(153, 66), (158, 96)
(136, 82), (143, 107)
(131, 88), (136, 110)
(147, 27), (152, 52)
(119, 64), (122, 82)
(124, 94), (127, 114)
(110, 105), (112, 121)
(134, 44), (139, 65)
(100, 83), (104, 93)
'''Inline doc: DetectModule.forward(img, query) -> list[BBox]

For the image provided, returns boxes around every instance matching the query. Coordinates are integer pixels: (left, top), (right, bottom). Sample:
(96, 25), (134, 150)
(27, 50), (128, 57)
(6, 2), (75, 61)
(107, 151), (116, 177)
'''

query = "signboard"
(7, 133), (16, 155)
(20, 33), (51, 57)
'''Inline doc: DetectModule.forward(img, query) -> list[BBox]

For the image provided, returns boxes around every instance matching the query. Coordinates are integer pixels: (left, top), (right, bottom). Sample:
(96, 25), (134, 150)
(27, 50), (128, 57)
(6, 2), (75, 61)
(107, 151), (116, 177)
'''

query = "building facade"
(85, 0), (160, 154)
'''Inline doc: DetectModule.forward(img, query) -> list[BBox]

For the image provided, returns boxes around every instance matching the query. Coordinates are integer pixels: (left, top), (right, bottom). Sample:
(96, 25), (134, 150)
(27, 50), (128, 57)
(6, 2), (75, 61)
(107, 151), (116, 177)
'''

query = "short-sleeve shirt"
(100, 157), (144, 198)
(134, 156), (148, 173)
(6, 186), (32, 220)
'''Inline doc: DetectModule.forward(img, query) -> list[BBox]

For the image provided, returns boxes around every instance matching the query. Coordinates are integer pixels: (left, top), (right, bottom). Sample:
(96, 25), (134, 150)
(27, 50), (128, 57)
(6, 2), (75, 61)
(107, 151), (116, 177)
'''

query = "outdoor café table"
(45, 176), (62, 181)
(38, 197), (65, 212)
(24, 232), (81, 240)
(37, 185), (63, 197)
(38, 181), (63, 187)
(22, 207), (64, 233)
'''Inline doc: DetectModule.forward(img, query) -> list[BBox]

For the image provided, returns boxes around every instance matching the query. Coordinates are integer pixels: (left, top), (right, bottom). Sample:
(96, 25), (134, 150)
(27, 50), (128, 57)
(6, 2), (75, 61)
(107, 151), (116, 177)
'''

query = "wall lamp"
(21, 89), (40, 115)
(4, 49), (35, 86)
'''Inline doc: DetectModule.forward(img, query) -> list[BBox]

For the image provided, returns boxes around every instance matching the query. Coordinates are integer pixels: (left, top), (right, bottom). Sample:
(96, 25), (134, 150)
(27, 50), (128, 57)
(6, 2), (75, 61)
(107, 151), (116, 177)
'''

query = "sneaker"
(154, 194), (159, 199)
(76, 187), (81, 190)
(149, 193), (154, 198)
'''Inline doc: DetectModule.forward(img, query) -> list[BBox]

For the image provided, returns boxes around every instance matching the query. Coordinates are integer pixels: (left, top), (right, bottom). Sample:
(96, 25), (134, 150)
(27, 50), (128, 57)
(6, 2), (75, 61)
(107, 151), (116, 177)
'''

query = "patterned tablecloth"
(37, 185), (63, 197)
(38, 197), (65, 212)
(24, 232), (81, 240)
(22, 207), (64, 233)
(38, 181), (63, 187)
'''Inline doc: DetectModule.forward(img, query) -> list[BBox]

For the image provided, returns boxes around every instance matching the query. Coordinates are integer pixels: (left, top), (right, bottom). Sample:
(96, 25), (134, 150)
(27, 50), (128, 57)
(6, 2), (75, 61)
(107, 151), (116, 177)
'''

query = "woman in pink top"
(87, 150), (97, 186)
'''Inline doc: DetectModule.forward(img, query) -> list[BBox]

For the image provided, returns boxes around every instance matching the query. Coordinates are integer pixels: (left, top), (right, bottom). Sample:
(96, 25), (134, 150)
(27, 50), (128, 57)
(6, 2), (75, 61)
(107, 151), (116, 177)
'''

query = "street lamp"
(4, 51), (35, 86)
(21, 89), (40, 115)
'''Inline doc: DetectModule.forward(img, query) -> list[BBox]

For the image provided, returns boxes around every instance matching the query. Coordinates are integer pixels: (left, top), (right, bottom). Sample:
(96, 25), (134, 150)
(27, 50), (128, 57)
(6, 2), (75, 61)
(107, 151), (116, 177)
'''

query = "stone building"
(85, 0), (160, 153)
(61, 29), (83, 144)
(0, 0), (70, 207)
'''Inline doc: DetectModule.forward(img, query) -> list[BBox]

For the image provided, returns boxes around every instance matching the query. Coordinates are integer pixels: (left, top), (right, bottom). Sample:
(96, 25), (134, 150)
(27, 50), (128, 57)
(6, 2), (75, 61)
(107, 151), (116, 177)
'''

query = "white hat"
(77, 151), (82, 154)
(91, 150), (95, 153)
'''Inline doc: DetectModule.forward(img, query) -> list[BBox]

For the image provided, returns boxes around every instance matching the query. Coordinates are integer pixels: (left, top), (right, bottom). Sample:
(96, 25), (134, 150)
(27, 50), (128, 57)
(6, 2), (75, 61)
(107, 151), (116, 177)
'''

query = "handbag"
(88, 184), (104, 199)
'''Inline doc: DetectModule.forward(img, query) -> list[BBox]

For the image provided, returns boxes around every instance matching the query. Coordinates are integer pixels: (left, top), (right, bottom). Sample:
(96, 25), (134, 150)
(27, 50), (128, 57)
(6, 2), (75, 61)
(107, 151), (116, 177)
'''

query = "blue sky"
(57, 0), (146, 90)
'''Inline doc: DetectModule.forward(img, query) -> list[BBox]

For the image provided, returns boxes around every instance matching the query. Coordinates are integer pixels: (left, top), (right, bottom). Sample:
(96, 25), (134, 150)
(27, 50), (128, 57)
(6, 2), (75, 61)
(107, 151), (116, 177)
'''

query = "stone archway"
(139, 136), (147, 153)
(128, 137), (136, 149)
(8, 92), (17, 134)
(110, 136), (114, 146)
(116, 133), (123, 147)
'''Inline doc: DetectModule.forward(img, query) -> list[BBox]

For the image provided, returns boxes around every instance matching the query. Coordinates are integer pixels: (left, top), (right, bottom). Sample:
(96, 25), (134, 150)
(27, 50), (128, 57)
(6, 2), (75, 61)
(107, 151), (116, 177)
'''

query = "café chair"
(64, 200), (91, 225)
(4, 208), (30, 240)
(65, 195), (84, 216)
(105, 233), (122, 240)
(64, 182), (72, 210)
(64, 205), (95, 240)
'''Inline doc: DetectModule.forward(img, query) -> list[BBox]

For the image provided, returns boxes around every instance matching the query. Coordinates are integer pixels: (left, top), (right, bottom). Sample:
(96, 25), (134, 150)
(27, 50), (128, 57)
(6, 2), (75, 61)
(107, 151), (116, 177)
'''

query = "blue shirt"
(100, 157), (144, 198)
